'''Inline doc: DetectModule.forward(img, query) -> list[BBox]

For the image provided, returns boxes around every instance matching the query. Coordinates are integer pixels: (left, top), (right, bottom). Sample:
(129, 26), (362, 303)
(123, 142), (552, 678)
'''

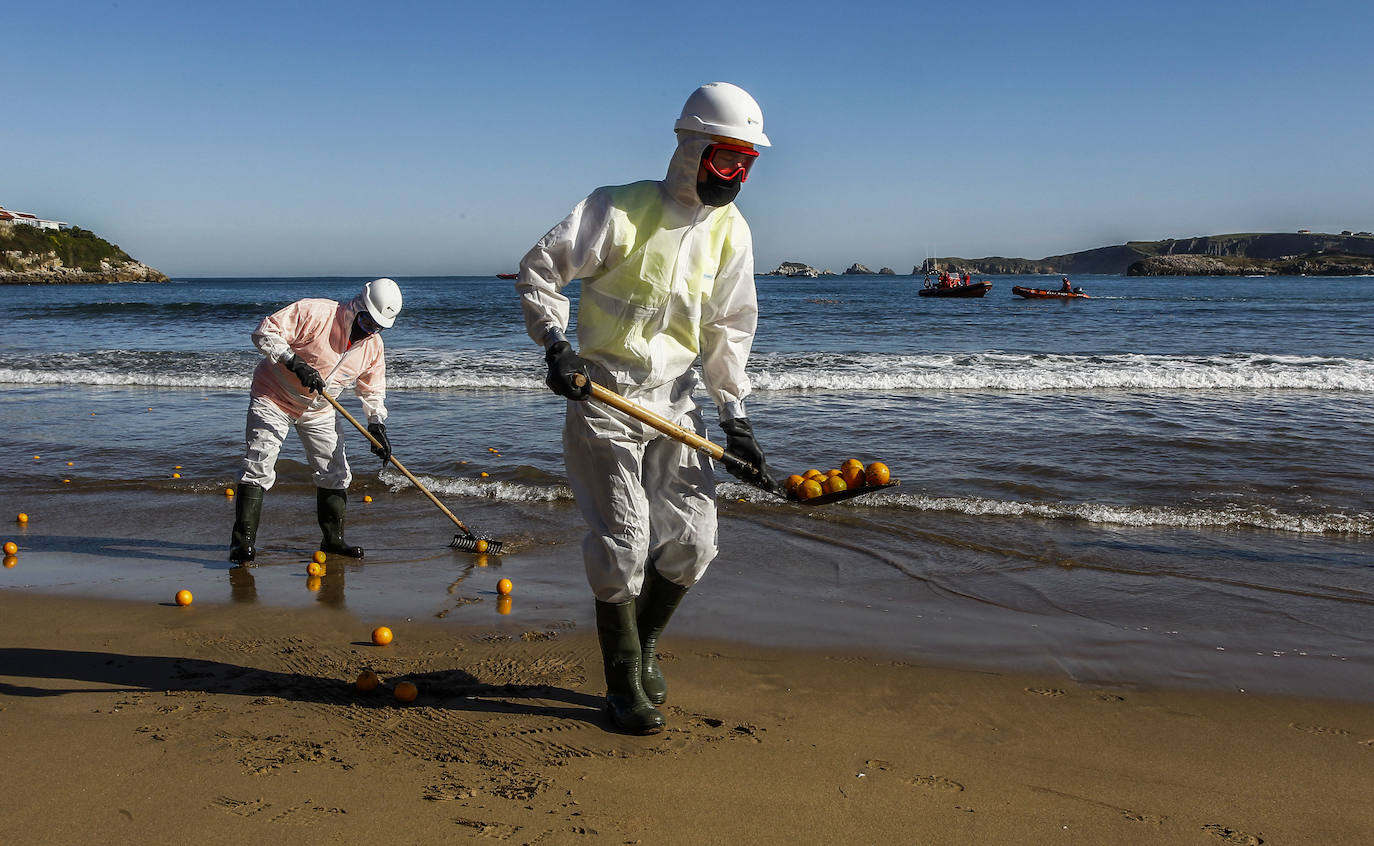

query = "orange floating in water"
(16, 513), (28, 524)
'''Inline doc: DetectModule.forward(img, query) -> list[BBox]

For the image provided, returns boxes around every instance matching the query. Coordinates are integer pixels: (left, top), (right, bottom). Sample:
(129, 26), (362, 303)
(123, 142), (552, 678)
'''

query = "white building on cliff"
(0, 205), (70, 230)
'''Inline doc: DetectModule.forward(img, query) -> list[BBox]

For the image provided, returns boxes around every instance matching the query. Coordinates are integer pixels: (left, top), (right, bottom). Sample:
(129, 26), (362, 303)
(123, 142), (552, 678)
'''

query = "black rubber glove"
(286, 354), (325, 393)
(367, 422), (392, 462)
(544, 340), (592, 400)
(719, 417), (780, 493)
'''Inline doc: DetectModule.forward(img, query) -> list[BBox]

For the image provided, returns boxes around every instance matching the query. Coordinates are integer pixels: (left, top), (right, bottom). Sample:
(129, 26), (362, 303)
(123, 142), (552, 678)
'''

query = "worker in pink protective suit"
(229, 278), (403, 565)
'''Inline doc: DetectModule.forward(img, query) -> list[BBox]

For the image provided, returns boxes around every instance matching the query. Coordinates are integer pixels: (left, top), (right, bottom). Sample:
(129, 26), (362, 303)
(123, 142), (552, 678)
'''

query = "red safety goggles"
(702, 142), (759, 182)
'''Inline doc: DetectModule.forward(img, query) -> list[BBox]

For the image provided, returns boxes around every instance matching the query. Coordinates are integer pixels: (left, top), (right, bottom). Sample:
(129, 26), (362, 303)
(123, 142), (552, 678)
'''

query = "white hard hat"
(674, 82), (770, 147)
(361, 277), (402, 328)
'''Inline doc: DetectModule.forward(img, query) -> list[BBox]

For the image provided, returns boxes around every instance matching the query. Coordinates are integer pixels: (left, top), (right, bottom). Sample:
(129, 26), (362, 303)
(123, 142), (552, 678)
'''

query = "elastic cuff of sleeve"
(719, 400), (746, 422)
(543, 326), (568, 347)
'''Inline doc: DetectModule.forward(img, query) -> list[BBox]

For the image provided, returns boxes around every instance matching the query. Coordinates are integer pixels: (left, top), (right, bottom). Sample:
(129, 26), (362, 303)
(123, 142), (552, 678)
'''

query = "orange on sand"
(784, 474), (804, 494)
(840, 465), (866, 489)
(371, 626), (394, 646)
(394, 681), (418, 703)
(865, 461), (891, 486)
(2, 541), (17, 555)
(307, 561), (325, 577)
(312, 550), (327, 565)
(497, 578), (513, 596)
(355, 670), (381, 692)
(797, 478), (824, 501)
(16, 513), (29, 524)
(174, 589), (193, 606)
(822, 475), (848, 495)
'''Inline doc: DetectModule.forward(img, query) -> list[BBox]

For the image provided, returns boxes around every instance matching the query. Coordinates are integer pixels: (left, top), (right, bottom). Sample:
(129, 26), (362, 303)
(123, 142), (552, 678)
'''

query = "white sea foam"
(4, 351), (1372, 394)
(891, 493), (1374, 535)
(376, 471), (1374, 536)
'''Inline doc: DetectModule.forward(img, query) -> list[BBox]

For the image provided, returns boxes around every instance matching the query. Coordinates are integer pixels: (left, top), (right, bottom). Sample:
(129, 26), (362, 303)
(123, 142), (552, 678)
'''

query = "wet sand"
(2, 590), (1371, 844)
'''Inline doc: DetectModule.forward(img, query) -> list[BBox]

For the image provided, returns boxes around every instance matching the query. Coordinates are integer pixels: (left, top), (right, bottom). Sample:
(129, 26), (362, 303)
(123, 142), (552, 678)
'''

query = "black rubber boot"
(229, 482), (264, 564)
(595, 600), (664, 734)
(636, 566), (689, 705)
(317, 488), (364, 558)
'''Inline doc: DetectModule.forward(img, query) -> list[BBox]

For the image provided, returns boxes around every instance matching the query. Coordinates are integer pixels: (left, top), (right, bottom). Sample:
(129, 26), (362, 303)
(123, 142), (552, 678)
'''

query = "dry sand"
(1, 591), (1371, 844)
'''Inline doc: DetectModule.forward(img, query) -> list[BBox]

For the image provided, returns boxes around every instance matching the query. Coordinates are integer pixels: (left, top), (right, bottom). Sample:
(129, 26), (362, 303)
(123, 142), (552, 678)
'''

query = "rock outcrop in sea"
(843, 263), (872, 275)
(768, 261), (820, 277)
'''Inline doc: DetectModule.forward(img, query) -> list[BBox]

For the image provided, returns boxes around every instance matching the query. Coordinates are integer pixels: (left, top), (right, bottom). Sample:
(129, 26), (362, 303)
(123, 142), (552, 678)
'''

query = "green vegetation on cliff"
(0, 224), (133, 272)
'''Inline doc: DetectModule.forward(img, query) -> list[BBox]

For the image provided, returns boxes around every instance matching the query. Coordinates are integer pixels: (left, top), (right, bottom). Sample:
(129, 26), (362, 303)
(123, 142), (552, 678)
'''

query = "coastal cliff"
(931, 232), (1374, 276)
(1, 221), (169, 284)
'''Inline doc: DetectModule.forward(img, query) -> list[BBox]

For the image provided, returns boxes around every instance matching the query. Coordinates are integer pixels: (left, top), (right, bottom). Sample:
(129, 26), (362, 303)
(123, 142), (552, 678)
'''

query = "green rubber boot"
(595, 600), (664, 734)
(229, 482), (264, 564)
(317, 488), (364, 558)
(636, 566), (689, 705)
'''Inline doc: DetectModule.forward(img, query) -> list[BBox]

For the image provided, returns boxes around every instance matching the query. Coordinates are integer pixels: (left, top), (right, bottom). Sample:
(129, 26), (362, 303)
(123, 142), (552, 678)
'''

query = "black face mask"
(696, 148), (743, 206)
(349, 312), (379, 344)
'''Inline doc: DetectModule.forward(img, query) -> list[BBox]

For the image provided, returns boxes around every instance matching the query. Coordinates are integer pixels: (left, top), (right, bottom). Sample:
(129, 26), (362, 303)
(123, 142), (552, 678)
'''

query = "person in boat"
(515, 83), (779, 735)
(228, 278), (403, 566)
(962, 271), (971, 285)
(1060, 276), (1075, 293)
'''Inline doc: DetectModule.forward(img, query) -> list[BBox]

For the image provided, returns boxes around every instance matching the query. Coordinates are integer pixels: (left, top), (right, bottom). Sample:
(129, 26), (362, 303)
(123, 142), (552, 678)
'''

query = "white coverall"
(517, 133), (760, 603)
(239, 293), (388, 490)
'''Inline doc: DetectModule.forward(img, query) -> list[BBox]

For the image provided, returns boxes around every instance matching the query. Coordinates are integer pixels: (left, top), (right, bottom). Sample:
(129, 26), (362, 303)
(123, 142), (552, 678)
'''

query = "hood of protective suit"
(664, 132), (716, 209)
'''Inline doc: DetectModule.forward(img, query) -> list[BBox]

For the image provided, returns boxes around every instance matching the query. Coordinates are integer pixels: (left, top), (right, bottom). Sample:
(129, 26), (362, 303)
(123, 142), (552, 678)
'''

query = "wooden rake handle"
(569, 374), (760, 479)
(317, 390), (474, 536)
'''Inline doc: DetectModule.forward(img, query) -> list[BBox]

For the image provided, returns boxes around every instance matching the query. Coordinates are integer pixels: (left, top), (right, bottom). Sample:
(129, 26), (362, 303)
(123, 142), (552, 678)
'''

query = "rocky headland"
(1, 221), (169, 284)
(764, 232), (1374, 278)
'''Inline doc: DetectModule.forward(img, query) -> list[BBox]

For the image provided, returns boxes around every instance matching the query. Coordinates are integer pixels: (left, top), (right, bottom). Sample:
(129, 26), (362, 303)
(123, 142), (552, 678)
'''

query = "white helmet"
(674, 82), (770, 147)
(361, 277), (402, 328)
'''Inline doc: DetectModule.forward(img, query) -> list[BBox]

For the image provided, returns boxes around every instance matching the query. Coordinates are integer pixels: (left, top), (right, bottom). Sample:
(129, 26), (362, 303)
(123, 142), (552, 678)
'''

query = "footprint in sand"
(1289, 721), (1350, 738)
(1025, 687), (1067, 697)
(903, 774), (965, 792)
(1201, 823), (1263, 844)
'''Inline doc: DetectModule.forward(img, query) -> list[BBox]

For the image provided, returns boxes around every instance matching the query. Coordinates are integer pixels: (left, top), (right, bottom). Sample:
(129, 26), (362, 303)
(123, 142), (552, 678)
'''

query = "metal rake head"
(450, 534), (503, 555)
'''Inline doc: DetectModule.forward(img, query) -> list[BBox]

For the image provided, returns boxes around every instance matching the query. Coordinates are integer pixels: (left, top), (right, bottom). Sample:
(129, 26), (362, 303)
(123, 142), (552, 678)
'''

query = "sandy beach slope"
(1, 591), (1370, 845)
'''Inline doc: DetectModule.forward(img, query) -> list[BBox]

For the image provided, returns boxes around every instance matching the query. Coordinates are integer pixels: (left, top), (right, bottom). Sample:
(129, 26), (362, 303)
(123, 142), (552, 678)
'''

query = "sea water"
(3, 275), (1371, 699)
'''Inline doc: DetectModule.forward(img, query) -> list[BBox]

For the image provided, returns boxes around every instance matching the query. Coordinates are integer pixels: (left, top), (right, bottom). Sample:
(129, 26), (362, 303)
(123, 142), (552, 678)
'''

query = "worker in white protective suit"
(229, 278), (403, 565)
(516, 83), (780, 734)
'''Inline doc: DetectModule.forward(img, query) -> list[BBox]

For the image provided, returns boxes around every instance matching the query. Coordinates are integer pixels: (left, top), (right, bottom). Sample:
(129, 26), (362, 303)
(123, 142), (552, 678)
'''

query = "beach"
(4, 274), (1374, 841)
(2, 587), (1371, 845)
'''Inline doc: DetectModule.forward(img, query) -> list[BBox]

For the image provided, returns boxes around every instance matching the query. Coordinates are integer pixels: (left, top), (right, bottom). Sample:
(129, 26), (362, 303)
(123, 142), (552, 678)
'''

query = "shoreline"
(2, 590), (1370, 843)
(5, 483), (1372, 706)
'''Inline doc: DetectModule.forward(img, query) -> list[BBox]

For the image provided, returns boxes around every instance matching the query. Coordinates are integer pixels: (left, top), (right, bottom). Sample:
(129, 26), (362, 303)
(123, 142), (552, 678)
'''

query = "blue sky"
(5, 0), (1371, 277)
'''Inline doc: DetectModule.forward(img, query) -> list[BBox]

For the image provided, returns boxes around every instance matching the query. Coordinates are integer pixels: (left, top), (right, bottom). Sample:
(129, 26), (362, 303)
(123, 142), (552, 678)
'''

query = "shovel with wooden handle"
(318, 390), (503, 554)
(570, 374), (896, 506)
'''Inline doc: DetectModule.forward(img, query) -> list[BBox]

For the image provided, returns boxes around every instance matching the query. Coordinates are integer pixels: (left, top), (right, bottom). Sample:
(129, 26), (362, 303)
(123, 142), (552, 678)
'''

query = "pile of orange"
(783, 459), (890, 502)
